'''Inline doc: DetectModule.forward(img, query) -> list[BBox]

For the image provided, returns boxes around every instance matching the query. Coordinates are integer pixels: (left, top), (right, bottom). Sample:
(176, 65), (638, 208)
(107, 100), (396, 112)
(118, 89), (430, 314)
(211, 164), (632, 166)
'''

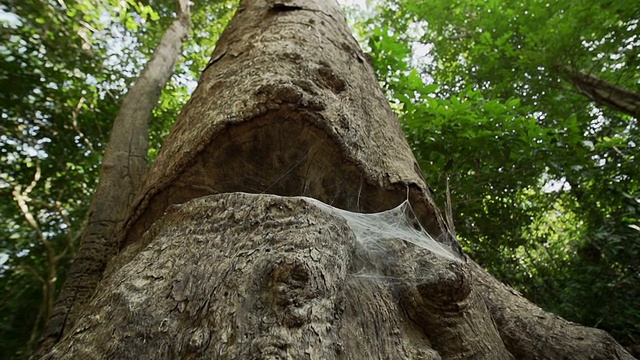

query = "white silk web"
(303, 197), (464, 279)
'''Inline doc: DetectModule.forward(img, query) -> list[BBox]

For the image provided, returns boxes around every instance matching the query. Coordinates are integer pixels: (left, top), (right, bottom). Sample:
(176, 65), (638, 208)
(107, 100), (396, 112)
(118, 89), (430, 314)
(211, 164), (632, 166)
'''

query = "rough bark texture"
(473, 261), (634, 359)
(41, 193), (442, 359)
(41, 0), (635, 359)
(564, 66), (640, 119)
(37, 0), (191, 355)
(116, 0), (454, 253)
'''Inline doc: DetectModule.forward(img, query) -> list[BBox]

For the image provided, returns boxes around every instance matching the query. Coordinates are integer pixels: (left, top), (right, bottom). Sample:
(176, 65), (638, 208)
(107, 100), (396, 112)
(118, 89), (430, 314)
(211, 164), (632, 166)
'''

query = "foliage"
(1, 0), (117, 356)
(361, 0), (640, 347)
(0, 0), (235, 358)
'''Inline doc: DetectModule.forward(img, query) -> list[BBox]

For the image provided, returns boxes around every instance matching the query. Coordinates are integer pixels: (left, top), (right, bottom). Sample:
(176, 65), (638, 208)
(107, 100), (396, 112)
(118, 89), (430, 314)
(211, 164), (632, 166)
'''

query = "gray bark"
(39, 0), (635, 359)
(40, 193), (442, 359)
(564, 66), (640, 119)
(37, 0), (191, 355)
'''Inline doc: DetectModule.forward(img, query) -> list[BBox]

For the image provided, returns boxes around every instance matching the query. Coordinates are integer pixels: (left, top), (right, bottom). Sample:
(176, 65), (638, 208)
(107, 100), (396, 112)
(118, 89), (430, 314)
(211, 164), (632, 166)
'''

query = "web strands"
(303, 197), (464, 283)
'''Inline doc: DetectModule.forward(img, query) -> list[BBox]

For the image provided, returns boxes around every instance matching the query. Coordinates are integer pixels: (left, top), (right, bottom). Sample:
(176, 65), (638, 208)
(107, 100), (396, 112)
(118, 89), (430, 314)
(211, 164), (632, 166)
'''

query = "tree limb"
(563, 66), (640, 119)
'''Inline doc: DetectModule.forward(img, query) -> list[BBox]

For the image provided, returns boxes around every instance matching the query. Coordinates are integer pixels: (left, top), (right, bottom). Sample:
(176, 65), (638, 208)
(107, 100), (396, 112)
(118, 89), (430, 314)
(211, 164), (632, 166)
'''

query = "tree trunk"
(38, 0), (635, 358)
(37, 0), (191, 356)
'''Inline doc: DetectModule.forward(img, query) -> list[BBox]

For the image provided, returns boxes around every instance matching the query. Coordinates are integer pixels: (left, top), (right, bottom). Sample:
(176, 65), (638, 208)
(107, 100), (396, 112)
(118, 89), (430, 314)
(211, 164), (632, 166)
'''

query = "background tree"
(1, 0), (120, 355)
(37, 0), (191, 354)
(0, 0), (235, 357)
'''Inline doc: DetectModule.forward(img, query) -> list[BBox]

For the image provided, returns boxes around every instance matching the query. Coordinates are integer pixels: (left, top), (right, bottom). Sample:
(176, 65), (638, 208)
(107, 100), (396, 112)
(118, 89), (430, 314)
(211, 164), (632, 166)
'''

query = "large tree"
(37, 0), (634, 358)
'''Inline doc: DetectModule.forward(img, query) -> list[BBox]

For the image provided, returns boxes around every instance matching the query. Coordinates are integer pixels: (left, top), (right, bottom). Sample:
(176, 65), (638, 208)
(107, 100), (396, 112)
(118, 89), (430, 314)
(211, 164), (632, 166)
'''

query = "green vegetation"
(0, 0), (235, 357)
(356, 0), (640, 348)
(1, 0), (638, 357)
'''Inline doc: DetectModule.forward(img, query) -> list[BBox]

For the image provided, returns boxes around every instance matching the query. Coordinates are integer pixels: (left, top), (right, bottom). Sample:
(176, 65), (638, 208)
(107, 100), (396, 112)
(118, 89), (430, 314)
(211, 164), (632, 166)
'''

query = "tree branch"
(563, 66), (640, 119)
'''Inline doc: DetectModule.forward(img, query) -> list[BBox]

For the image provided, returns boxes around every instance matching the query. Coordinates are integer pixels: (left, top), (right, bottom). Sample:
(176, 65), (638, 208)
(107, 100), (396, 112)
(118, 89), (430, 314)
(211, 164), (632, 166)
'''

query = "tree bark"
(37, 0), (191, 355)
(39, 0), (635, 358)
(564, 66), (640, 119)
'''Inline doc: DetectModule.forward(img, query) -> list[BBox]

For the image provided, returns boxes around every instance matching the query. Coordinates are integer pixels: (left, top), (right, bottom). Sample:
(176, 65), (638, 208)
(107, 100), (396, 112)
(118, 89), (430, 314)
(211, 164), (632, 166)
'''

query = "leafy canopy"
(359, 0), (640, 346)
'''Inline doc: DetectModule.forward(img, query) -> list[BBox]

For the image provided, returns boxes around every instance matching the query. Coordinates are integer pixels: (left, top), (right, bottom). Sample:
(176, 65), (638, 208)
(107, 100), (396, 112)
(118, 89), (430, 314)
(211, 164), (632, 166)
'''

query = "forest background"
(0, 0), (638, 358)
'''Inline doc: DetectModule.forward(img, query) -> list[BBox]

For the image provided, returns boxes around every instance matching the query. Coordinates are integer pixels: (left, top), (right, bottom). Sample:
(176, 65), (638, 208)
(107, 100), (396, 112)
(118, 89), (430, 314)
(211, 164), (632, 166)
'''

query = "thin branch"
(19, 264), (46, 284)
(71, 97), (95, 152)
(24, 161), (42, 196)
(12, 186), (47, 246)
(445, 174), (457, 238)
(175, 0), (191, 19)
(8, 162), (63, 344)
